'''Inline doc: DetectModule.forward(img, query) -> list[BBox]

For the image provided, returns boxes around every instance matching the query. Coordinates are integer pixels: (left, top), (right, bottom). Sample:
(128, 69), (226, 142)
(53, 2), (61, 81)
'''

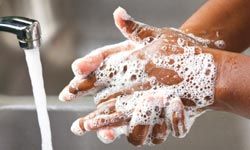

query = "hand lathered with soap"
(60, 1), (250, 146)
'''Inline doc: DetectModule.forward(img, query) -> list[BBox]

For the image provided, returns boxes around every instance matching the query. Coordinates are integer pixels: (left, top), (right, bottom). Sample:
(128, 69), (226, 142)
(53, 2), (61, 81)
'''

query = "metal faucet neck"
(0, 16), (41, 49)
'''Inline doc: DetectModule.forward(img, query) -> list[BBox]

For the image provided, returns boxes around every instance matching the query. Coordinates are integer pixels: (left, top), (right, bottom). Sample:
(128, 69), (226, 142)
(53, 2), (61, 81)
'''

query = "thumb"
(113, 7), (160, 43)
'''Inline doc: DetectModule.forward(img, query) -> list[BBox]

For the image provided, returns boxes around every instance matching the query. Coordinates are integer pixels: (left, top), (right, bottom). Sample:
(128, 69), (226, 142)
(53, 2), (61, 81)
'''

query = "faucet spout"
(0, 16), (41, 49)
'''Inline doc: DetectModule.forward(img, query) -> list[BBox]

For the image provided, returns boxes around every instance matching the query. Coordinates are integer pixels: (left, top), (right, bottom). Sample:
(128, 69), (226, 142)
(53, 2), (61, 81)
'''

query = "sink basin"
(0, 96), (249, 150)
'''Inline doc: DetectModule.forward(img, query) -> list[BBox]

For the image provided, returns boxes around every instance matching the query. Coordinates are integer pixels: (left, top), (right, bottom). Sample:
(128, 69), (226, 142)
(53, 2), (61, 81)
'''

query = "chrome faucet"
(0, 16), (41, 49)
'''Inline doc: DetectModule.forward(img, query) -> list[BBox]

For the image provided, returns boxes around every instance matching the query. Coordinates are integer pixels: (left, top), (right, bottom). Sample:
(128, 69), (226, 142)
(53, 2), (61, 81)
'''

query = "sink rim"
(0, 95), (95, 111)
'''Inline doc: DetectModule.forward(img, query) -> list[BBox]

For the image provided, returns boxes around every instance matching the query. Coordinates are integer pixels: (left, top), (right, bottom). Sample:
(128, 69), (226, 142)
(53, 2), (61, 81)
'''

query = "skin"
(209, 49), (250, 118)
(180, 0), (250, 52)
(59, 0), (250, 146)
(179, 0), (250, 117)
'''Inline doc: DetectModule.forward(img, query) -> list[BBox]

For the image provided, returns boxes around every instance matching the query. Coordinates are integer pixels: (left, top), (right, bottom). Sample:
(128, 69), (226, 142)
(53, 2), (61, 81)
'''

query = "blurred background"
(0, 0), (249, 150)
(0, 0), (208, 95)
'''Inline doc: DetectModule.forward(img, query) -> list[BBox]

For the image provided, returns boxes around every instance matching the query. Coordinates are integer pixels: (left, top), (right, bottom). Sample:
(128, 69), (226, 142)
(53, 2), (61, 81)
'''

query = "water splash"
(24, 48), (53, 150)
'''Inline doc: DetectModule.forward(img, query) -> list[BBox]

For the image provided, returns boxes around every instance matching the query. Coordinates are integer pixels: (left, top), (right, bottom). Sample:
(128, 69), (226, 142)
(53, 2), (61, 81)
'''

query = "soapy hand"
(59, 7), (217, 146)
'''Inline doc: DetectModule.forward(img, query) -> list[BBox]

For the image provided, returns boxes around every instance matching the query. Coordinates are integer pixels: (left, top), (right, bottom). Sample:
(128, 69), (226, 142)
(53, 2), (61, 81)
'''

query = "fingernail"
(71, 119), (86, 136)
(58, 86), (76, 101)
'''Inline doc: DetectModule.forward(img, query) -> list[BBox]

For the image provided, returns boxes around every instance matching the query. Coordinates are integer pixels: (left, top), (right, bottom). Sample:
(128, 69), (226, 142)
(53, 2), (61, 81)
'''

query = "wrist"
(180, 0), (250, 52)
(204, 48), (231, 111)
(206, 48), (250, 118)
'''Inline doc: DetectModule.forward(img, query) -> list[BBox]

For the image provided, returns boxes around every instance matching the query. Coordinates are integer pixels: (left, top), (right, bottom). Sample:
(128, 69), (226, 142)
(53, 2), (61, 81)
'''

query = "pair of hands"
(59, 7), (217, 146)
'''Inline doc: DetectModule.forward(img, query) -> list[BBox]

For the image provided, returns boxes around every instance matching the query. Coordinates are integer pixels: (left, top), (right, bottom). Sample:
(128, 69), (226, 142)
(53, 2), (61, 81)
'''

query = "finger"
(127, 125), (150, 146)
(72, 40), (136, 77)
(168, 97), (188, 138)
(59, 74), (97, 101)
(97, 125), (128, 144)
(70, 99), (117, 135)
(151, 119), (169, 145)
(113, 7), (160, 43)
(86, 94), (133, 121)
(71, 112), (129, 136)
(84, 112), (129, 131)
(71, 118), (85, 136)
(172, 109), (186, 138)
(87, 98), (117, 119)
(95, 82), (152, 105)
(127, 95), (165, 146)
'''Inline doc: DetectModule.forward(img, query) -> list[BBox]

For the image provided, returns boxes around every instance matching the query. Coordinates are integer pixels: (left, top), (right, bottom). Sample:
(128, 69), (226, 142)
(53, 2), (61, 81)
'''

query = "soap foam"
(214, 40), (225, 49)
(78, 27), (217, 145)
(94, 38), (216, 107)
(187, 32), (226, 49)
(90, 33), (216, 145)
